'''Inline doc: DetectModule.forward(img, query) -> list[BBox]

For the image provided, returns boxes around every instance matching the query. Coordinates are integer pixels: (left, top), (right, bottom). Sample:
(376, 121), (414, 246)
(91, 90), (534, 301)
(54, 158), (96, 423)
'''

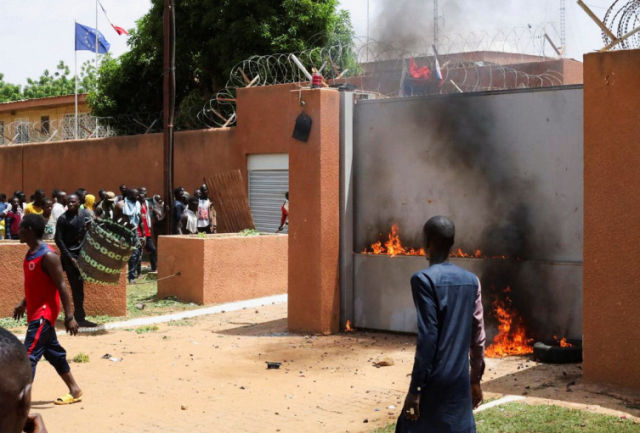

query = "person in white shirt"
(179, 196), (199, 235)
(42, 199), (56, 240)
(196, 184), (216, 234)
(51, 191), (67, 224)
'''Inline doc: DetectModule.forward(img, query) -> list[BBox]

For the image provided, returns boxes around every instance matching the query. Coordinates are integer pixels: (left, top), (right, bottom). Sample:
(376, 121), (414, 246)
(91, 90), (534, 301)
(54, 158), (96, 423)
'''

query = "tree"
(0, 61), (97, 102)
(87, 0), (354, 127)
(0, 73), (22, 102)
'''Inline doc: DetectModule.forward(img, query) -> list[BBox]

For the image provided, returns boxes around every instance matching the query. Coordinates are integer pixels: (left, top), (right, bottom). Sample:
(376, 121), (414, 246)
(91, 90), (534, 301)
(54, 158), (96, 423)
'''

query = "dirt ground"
(31, 303), (640, 433)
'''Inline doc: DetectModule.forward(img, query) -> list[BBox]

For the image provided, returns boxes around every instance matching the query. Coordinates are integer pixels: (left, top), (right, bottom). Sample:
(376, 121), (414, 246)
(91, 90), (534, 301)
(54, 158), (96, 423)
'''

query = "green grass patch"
(372, 403), (639, 433)
(476, 403), (639, 432)
(0, 316), (26, 330)
(371, 423), (395, 433)
(72, 352), (90, 363)
(167, 319), (195, 327)
(84, 282), (199, 324)
(135, 325), (158, 334)
(239, 229), (260, 236)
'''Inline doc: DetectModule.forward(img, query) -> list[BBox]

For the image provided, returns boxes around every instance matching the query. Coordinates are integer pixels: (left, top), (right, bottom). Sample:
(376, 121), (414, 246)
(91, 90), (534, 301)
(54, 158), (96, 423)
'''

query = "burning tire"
(533, 339), (582, 364)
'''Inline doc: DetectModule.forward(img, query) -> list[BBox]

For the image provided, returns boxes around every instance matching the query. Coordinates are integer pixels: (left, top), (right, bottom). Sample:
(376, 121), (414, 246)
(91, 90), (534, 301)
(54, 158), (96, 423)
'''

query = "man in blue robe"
(397, 216), (486, 433)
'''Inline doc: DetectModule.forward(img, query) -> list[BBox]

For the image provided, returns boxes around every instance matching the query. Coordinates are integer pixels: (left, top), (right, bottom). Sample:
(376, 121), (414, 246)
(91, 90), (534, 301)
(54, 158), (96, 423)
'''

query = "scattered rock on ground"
(373, 358), (395, 368)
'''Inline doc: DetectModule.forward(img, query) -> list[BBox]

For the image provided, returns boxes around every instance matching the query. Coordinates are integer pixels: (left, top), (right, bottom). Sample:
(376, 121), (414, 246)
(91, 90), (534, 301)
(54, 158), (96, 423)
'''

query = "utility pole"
(163, 0), (176, 235)
(433, 0), (444, 49)
(366, 0), (369, 61)
(560, 0), (566, 49)
(434, 0), (439, 48)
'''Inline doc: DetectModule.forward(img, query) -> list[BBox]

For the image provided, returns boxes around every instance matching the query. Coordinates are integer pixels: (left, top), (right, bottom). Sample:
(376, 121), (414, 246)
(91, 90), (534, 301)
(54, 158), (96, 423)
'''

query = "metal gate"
(340, 87), (584, 337)
(249, 170), (289, 233)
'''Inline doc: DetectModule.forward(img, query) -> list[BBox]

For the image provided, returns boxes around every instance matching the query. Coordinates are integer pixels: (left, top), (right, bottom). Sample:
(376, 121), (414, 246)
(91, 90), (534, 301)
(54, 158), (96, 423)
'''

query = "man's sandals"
(54, 394), (82, 405)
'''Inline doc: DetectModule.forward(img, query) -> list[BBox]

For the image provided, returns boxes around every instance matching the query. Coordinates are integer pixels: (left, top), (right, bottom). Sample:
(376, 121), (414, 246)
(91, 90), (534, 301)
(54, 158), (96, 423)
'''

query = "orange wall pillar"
(288, 89), (341, 334)
(583, 50), (640, 391)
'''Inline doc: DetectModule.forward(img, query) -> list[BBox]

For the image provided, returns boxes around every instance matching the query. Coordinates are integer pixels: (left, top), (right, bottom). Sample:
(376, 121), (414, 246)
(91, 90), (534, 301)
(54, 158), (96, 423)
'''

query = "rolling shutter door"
(249, 170), (289, 233)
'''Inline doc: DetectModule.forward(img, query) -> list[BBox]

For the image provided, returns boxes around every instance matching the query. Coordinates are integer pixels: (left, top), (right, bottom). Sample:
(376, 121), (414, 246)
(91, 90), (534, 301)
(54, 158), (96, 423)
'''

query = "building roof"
(0, 94), (87, 114)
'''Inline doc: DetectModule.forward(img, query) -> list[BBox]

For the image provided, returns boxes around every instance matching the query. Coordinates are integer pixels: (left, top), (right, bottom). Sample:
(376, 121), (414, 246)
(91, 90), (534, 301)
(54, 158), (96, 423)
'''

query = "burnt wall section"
(352, 86), (583, 339)
(583, 50), (640, 391)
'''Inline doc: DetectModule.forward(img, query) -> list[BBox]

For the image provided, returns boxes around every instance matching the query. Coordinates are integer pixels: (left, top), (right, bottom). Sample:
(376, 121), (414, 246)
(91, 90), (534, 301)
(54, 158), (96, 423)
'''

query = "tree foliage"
(0, 74), (22, 102)
(0, 61), (97, 103)
(87, 0), (354, 125)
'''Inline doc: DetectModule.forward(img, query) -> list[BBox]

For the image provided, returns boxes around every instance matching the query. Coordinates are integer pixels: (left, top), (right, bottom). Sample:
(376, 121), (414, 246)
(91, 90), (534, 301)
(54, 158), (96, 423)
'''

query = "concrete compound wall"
(157, 234), (288, 305)
(583, 49), (640, 391)
(0, 84), (295, 197)
(0, 242), (127, 318)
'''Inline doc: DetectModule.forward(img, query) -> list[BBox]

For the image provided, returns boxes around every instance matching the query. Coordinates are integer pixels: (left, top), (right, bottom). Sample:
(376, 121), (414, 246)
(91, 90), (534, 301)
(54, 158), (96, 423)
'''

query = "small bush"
(135, 325), (159, 334)
(72, 352), (90, 363)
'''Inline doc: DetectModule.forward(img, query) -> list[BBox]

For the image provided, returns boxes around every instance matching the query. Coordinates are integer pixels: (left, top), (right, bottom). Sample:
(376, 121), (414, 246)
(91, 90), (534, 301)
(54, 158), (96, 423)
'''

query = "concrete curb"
(18, 294), (288, 341)
(474, 394), (639, 421)
(473, 395), (525, 413)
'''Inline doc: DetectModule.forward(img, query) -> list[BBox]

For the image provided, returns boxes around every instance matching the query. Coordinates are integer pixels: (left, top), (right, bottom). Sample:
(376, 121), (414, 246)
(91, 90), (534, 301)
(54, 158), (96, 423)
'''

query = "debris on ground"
(373, 357), (395, 368)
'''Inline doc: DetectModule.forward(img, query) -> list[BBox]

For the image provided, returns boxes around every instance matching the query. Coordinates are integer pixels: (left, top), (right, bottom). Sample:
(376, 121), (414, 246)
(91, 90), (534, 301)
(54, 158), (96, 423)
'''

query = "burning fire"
(554, 335), (573, 348)
(345, 320), (354, 332)
(362, 224), (425, 257)
(361, 224), (508, 259)
(485, 289), (533, 358)
(450, 248), (483, 258)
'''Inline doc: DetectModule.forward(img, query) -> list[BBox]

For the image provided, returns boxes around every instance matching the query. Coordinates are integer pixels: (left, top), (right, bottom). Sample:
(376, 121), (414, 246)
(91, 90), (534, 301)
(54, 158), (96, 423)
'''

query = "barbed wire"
(0, 113), (163, 145)
(602, 0), (640, 49)
(182, 23), (567, 128)
(0, 24), (570, 143)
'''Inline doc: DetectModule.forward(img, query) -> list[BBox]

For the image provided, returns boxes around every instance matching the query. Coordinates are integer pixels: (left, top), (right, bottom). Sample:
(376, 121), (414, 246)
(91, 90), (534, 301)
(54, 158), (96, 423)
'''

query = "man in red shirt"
(13, 214), (83, 405)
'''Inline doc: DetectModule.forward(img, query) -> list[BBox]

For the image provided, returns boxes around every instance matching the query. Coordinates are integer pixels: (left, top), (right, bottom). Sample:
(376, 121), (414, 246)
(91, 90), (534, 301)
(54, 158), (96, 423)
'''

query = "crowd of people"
(0, 184), (218, 241)
(0, 185), (220, 325)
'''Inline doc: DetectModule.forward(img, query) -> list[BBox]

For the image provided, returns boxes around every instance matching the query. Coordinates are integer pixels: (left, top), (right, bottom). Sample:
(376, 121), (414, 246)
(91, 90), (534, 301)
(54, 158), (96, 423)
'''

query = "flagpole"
(95, 0), (99, 73)
(75, 26), (78, 140)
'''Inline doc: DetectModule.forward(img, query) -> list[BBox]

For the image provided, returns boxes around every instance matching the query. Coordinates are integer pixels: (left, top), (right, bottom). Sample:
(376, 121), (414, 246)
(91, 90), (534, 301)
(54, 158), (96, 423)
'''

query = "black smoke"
(422, 95), (558, 340)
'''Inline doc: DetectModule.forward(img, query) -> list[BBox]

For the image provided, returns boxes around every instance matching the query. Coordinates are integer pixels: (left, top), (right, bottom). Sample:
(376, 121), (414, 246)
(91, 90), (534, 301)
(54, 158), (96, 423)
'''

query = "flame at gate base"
(485, 291), (533, 358)
(345, 320), (354, 332)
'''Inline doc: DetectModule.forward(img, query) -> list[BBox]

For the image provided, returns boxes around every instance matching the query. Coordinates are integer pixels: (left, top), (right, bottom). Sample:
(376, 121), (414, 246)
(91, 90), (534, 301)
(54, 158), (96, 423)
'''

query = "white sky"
(0, 0), (618, 85)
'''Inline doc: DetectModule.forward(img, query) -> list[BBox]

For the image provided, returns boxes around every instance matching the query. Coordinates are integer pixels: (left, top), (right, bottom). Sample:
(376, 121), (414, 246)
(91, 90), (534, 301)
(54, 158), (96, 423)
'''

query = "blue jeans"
(128, 236), (157, 281)
(128, 246), (142, 281)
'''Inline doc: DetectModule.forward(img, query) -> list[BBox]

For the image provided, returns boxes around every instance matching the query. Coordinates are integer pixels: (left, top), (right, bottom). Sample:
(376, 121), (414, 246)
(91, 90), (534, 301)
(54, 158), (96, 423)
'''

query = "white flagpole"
(95, 0), (99, 72)
(75, 21), (79, 140)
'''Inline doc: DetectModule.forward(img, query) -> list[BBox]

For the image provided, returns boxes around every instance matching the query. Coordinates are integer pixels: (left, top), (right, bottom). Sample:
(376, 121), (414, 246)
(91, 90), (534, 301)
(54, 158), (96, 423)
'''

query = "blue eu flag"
(75, 22), (110, 53)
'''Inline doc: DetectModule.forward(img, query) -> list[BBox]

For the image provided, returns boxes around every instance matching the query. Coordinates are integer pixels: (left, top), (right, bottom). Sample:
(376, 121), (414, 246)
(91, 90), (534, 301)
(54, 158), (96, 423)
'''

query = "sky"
(0, 0), (620, 85)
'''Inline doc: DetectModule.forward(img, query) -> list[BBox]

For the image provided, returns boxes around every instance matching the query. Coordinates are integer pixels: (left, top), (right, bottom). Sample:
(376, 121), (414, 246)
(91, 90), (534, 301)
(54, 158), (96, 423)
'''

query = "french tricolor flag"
(432, 44), (444, 84)
(99, 0), (129, 36)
